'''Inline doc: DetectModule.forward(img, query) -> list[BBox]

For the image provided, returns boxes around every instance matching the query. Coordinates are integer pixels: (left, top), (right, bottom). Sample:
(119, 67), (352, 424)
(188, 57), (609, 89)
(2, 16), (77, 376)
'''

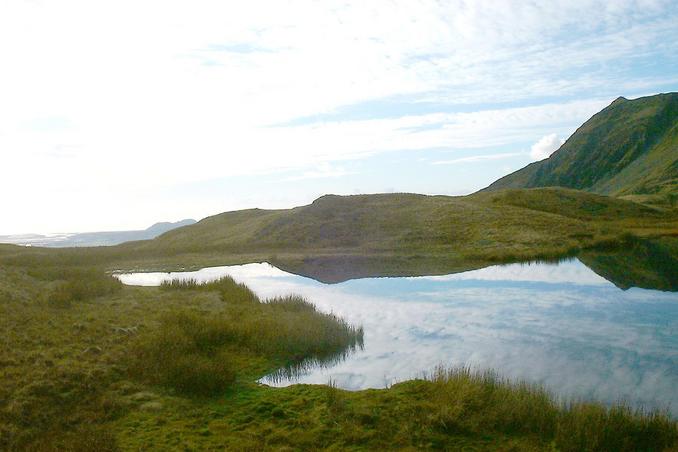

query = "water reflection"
(266, 343), (364, 385)
(117, 259), (678, 415)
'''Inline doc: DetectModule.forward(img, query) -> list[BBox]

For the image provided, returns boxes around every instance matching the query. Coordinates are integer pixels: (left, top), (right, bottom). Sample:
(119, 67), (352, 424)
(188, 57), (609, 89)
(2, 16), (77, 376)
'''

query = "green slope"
(2, 189), (676, 284)
(129, 189), (675, 270)
(484, 92), (678, 202)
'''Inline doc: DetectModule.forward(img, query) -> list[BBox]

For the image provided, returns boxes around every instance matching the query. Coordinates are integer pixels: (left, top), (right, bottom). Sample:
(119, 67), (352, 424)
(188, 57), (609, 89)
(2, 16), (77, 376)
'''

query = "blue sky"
(1, 0), (677, 234)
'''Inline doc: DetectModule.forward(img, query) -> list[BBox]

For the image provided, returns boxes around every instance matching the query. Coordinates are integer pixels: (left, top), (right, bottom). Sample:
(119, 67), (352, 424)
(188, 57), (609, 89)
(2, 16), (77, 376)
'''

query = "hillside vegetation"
(2, 94), (678, 448)
(1, 188), (676, 284)
(1, 262), (676, 451)
(128, 188), (677, 272)
(484, 92), (678, 205)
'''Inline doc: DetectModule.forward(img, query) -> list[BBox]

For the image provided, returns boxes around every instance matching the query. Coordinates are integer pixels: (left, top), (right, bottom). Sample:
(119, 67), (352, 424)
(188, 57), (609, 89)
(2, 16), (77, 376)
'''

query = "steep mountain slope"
(484, 93), (678, 200)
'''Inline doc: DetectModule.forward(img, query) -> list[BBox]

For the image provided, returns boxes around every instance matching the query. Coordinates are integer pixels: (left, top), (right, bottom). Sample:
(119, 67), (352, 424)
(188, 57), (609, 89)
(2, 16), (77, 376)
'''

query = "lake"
(116, 259), (678, 415)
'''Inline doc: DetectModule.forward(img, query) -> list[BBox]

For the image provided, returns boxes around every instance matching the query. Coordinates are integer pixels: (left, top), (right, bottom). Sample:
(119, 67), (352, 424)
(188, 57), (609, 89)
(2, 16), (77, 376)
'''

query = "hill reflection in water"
(117, 256), (678, 415)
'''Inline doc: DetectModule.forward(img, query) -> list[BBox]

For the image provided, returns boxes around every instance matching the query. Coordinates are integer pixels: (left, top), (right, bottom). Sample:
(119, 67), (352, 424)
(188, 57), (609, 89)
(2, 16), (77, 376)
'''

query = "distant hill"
(134, 189), (672, 267)
(0, 219), (196, 247)
(1, 191), (676, 288)
(484, 93), (678, 204)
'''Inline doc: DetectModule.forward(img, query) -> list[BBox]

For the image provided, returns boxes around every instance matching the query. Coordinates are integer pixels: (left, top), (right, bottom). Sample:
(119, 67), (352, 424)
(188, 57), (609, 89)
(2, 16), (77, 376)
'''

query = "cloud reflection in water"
(117, 260), (678, 414)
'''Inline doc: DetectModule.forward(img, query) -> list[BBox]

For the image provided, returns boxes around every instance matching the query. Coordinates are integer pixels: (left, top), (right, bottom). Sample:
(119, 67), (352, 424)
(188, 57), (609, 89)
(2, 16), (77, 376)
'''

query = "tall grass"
(131, 277), (363, 395)
(43, 267), (122, 307)
(160, 276), (259, 303)
(129, 313), (236, 396)
(426, 366), (678, 452)
(159, 278), (202, 290)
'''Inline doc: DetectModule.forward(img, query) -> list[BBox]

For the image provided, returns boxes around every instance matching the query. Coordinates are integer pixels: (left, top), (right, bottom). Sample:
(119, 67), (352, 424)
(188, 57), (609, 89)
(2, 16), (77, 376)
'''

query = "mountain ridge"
(483, 92), (678, 203)
(0, 219), (197, 248)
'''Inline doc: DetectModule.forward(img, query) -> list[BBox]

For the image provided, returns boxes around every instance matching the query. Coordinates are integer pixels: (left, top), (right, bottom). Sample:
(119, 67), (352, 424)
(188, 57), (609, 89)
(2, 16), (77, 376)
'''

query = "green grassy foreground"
(1, 263), (677, 451)
(1, 187), (678, 449)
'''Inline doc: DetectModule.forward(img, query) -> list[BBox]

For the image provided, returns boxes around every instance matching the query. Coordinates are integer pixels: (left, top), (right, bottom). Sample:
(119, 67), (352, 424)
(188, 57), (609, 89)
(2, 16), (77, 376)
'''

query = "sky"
(1, 0), (677, 234)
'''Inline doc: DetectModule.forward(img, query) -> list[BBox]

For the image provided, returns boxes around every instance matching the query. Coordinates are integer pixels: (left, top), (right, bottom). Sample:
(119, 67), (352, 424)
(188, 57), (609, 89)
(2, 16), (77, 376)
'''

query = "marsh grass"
(556, 402), (678, 452)
(2, 262), (678, 450)
(131, 278), (363, 396)
(159, 277), (201, 290)
(36, 267), (123, 307)
(27, 424), (119, 452)
(426, 366), (678, 452)
(160, 276), (259, 303)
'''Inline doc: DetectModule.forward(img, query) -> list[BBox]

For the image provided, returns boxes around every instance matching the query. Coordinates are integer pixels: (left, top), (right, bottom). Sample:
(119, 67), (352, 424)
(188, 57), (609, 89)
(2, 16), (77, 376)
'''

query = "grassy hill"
(1, 188), (675, 285)
(104, 188), (676, 279)
(2, 101), (678, 449)
(146, 188), (672, 255)
(484, 93), (678, 205)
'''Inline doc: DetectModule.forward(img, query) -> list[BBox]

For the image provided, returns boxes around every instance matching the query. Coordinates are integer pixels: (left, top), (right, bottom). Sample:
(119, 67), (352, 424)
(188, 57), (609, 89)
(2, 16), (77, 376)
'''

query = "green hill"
(484, 93), (678, 204)
(2, 190), (676, 284)
(116, 188), (676, 279)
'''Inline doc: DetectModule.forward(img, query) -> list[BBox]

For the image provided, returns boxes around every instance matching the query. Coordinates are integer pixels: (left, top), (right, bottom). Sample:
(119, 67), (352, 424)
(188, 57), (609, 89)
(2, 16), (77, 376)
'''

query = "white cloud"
(432, 152), (525, 165)
(530, 134), (565, 160)
(281, 163), (354, 181)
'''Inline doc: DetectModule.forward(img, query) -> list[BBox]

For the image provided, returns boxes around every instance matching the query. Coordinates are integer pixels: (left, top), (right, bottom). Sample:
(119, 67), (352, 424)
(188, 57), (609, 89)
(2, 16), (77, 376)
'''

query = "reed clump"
(426, 366), (678, 452)
(160, 276), (259, 303)
(44, 268), (122, 307)
(131, 277), (363, 396)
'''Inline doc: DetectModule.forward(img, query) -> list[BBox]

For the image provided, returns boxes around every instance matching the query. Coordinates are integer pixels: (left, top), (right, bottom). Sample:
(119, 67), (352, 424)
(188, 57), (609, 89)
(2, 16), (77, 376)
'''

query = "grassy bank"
(1, 263), (677, 450)
(133, 277), (363, 396)
(112, 367), (678, 451)
(1, 188), (677, 282)
(2, 187), (678, 449)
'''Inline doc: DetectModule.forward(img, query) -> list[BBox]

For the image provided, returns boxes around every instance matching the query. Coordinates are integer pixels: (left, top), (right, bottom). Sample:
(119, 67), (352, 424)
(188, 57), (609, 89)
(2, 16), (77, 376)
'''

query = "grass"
(113, 367), (678, 451)
(484, 93), (678, 202)
(1, 187), (678, 449)
(46, 269), (123, 307)
(1, 261), (677, 450)
(1, 188), (676, 285)
(425, 366), (678, 452)
(133, 277), (363, 396)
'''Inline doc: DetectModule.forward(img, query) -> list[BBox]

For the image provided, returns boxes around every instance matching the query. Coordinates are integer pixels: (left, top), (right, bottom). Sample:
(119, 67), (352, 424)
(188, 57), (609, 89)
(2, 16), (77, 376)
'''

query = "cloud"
(0, 0), (677, 232)
(530, 134), (565, 160)
(432, 152), (525, 165)
(281, 163), (354, 181)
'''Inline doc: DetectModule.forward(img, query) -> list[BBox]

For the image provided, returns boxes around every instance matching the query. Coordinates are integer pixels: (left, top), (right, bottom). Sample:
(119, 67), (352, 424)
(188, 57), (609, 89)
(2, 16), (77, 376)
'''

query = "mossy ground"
(113, 380), (547, 451)
(2, 188), (678, 450)
(2, 262), (677, 451)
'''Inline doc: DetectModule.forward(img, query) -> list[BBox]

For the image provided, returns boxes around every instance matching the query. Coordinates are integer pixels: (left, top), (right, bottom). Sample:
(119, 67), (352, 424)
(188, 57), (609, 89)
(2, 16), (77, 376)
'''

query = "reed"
(426, 366), (678, 452)
(130, 279), (363, 396)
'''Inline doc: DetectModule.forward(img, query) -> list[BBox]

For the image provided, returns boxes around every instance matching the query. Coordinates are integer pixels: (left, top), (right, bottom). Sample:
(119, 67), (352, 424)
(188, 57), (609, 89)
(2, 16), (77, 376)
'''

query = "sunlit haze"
(2, 0), (677, 234)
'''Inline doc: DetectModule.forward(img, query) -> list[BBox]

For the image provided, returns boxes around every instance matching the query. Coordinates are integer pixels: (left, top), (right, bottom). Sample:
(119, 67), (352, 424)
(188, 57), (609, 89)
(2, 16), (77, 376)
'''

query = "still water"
(116, 259), (678, 414)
